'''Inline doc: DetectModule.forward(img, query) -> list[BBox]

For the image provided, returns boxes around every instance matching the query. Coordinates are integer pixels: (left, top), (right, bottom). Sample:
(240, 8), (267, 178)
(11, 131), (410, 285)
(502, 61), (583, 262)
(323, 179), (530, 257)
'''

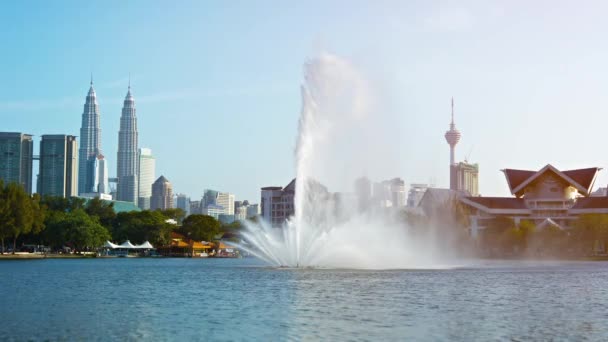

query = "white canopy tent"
(102, 240), (155, 249)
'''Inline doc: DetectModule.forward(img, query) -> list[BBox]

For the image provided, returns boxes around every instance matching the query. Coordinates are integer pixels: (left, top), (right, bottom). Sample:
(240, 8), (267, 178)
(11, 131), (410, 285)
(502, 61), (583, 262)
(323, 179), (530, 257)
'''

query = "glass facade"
(0, 132), (33, 193)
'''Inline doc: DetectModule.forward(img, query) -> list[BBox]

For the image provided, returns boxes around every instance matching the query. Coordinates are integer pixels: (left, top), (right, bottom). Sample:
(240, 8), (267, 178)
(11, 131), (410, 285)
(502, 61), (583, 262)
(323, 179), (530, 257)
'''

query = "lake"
(1, 258), (607, 341)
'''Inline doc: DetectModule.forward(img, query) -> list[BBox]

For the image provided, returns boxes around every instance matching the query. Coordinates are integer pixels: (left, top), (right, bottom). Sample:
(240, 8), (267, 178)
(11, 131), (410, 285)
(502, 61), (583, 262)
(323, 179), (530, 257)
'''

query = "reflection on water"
(1, 259), (608, 340)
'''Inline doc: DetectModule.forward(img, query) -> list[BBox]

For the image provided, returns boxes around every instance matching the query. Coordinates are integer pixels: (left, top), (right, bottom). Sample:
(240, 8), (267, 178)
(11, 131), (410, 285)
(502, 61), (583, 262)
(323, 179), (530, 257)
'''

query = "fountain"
(240, 53), (443, 269)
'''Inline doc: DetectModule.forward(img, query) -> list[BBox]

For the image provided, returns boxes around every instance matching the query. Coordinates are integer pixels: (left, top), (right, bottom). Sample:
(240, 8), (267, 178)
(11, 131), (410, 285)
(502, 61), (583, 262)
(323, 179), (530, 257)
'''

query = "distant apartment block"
(38, 135), (78, 197)
(0, 132), (33, 193)
(261, 179), (295, 226)
(176, 193), (190, 216)
(151, 176), (173, 210)
(451, 161), (479, 196)
(138, 148), (155, 210)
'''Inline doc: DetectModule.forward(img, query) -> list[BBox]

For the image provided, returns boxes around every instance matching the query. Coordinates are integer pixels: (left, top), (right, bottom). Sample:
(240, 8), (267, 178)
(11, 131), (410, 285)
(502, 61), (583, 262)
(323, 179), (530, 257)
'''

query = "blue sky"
(2, 1), (608, 201)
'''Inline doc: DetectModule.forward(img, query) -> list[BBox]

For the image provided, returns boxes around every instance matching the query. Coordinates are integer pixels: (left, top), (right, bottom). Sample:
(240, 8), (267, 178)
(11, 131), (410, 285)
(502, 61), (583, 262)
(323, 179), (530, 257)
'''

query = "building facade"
(217, 192), (235, 216)
(450, 162), (479, 196)
(176, 193), (191, 216)
(261, 179), (295, 226)
(137, 148), (155, 210)
(460, 164), (605, 237)
(151, 176), (173, 210)
(78, 79), (102, 195)
(407, 183), (432, 208)
(39, 135), (78, 197)
(116, 84), (139, 204)
(0, 132), (33, 193)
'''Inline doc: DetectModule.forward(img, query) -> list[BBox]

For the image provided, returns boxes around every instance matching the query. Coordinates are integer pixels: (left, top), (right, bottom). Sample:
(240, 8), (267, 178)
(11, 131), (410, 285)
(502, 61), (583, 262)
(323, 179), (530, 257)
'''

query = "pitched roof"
(571, 197), (608, 209)
(463, 197), (528, 209)
(503, 164), (600, 197)
(503, 169), (536, 191)
(562, 168), (601, 192)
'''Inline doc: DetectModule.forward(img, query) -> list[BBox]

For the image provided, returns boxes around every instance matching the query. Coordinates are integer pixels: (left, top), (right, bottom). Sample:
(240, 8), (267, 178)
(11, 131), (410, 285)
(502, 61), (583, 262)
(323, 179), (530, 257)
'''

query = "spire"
(451, 97), (454, 125)
(128, 72), (131, 91)
(90, 72), (93, 86)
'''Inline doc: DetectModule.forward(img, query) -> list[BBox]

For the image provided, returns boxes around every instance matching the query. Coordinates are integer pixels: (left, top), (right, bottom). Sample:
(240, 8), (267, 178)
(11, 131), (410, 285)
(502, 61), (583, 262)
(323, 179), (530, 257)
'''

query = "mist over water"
(242, 53), (445, 269)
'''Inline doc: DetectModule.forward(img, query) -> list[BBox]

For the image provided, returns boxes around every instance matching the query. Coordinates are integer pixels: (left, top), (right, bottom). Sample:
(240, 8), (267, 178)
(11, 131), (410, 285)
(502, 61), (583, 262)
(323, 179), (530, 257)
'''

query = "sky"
(2, 0), (608, 202)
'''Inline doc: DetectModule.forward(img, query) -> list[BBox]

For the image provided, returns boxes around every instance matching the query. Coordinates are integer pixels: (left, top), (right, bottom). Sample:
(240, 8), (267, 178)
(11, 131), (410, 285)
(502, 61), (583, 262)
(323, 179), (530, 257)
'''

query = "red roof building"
(461, 164), (604, 235)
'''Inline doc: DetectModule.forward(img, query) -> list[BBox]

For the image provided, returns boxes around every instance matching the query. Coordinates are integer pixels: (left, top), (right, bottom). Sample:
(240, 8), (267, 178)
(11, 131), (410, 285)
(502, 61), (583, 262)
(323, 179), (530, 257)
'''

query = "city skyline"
(4, 2), (608, 201)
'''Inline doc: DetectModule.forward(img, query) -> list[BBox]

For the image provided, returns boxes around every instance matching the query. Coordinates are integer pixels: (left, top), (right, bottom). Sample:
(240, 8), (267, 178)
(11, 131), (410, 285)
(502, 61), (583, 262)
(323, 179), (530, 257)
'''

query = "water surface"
(1, 259), (607, 341)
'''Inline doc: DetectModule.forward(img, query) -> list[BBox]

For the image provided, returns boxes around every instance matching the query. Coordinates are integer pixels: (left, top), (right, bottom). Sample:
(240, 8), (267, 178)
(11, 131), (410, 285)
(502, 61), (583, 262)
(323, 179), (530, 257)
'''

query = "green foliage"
(159, 208), (185, 223)
(44, 209), (110, 251)
(222, 220), (243, 231)
(41, 195), (85, 212)
(0, 180), (12, 253)
(112, 210), (173, 246)
(85, 197), (116, 229)
(180, 214), (221, 242)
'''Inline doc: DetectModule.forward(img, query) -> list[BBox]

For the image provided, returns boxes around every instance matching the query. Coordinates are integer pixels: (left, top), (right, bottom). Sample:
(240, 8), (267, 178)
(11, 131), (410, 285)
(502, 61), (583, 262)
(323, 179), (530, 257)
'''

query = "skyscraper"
(0, 132), (33, 193)
(39, 135), (78, 197)
(93, 154), (109, 195)
(137, 148), (155, 209)
(151, 176), (173, 210)
(78, 78), (102, 195)
(216, 192), (235, 215)
(444, 98), (462, 191)
(176, 193), (191, 216)
(116, 83), (139, 204)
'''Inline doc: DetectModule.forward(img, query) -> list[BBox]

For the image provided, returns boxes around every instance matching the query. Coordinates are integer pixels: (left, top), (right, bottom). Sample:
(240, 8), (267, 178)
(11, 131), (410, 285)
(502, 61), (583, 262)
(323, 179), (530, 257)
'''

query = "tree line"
(0, 181), (244, 254)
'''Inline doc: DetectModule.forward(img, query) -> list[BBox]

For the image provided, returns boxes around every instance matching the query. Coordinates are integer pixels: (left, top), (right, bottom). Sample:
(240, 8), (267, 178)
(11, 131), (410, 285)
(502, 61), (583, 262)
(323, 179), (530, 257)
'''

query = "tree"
(41, 195), (85, 213)
(85, 197), (115, 229)
(159, 208), (185, 224)
(0, 180), (13, 254)
(6, 183), (34, 253)
(30, 193), (47, 237)
(181, 215), (221, 242)
(112, 210), (173, 246)
(59, 209), (110, 252)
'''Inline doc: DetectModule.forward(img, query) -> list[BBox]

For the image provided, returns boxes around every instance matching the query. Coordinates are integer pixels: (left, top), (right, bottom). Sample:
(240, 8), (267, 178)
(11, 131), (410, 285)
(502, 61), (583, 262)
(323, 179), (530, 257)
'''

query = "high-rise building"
(373, 181), (391, 207)
(38, 135), (78, 197)
(235, 200), (261, 221)
(189, 200), (201, 215)
(444, 98), (462, 191)
(261, 179), (295, 226)
(354, 177), (372, 211)
(151, 176), (173, 210)
(93, 154), (109, 195)
(451, 162), (479, 196)
(202, 189), (219, 208)
(246, 203), (260, 218)
(78, 78), (102, 195)
(116, 83), (139, 204)
(137, 148), (155, 209)
(176, 193), (190, 216)
(407, 183), (432, 207)
(388, 178), (406, 207)
(0, 132), (33, 193)
(217, 192), (235, 216)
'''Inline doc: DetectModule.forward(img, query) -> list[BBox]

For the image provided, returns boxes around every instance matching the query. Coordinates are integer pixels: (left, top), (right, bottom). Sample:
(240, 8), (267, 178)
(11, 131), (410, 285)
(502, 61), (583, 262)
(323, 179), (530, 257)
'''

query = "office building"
(137, 148), (155, 210)
(151, 176), (173, 210)
(451, 161), (479, 196)
(0, 132), (33, 193)
(78, 79), (102, 195)
(116, 83), (139, 204)
(38, 135), (78, 197)
(176, 193), (191, 216)
(261, 179), (295, 226)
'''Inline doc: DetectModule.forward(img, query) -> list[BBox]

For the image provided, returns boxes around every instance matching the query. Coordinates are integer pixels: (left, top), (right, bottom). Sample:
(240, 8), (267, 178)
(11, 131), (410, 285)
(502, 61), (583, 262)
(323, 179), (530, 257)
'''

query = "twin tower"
(78, 77), (139, 204)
